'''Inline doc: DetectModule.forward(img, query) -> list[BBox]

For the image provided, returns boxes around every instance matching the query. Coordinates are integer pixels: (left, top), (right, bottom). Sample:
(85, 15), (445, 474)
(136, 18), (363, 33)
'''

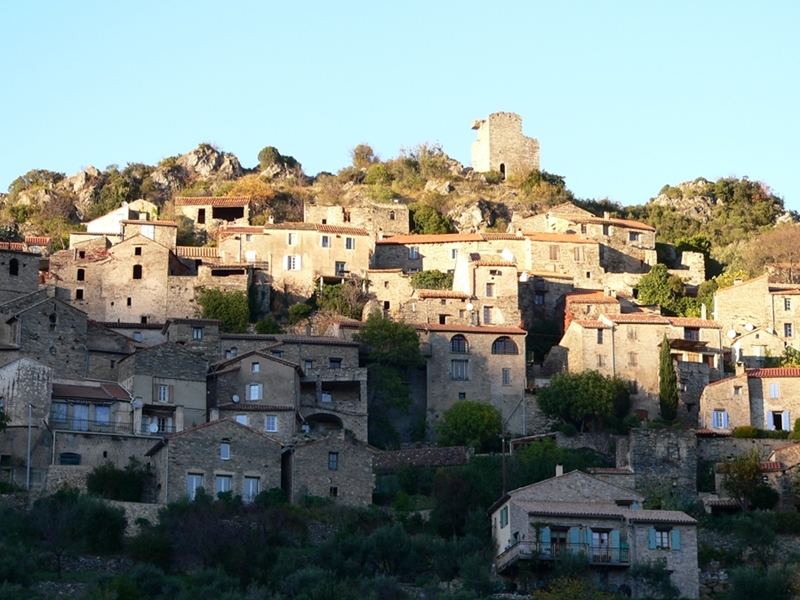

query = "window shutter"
(296, 256), (302, 270)
(583, 528), (591, 546)
(611, 530), (620, 561)
(768, 412), (775, 430)
(169, 385), (174, 404)
(540, 527), (551, 544)
(569, 528), (580, 551)
(648, 528), (656, 549)
(282, 256), (289, 271)
(783, 411), (791, 432)
(671, 529), (681, 550)
(712, 411), (719, 428)
(722, 411), (729, 429)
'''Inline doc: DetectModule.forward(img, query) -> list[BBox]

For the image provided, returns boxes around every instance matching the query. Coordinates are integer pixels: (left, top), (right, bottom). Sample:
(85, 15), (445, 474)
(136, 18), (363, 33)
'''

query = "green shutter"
(610, 529), (620, 562)
(671, 529), (681, 550)
(583, 528), (591, 546)
(569, 527), (580, 552)
(648, 528), (656, 549)
(540, 527), (551, 544)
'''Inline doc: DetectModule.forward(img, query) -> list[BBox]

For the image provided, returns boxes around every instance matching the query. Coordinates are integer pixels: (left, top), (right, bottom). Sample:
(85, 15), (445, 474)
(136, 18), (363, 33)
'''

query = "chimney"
(701, 303), (707, 320)
(735, 361), (746, 376)
(555, 463), (564, 477)
(733, 278), (743, 286)
(603, 211), (611, 220)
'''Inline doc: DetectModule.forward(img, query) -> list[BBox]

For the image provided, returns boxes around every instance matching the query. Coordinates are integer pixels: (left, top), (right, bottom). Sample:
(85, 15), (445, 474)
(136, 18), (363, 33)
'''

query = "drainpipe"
(610, 325), (616, 377)
(26, 404), (32, 490)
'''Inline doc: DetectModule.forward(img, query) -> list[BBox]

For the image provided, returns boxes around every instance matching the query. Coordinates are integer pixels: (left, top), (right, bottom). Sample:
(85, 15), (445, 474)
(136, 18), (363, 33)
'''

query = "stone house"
(699, 365), (800, 433)
(730, 326), (786, 367)
(373, 446), (470, 495)
(285, 432), (376, 507)
(174, 196), (252, 244)
(490, 469), (699, 598)
(117, 342), (208, 436)
(161, 317), (221, 360)
(373, 233), (519, 273)
(471, 112), (540, 179)
(0, 248), (41, 305)
(518, 270), (575, 325)
(304, 201), (410, 237)
(145, 418), (282, 504)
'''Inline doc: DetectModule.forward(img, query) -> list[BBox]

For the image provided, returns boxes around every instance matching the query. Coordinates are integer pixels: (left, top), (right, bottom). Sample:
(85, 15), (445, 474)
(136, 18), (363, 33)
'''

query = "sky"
(2, 1), (799, 211)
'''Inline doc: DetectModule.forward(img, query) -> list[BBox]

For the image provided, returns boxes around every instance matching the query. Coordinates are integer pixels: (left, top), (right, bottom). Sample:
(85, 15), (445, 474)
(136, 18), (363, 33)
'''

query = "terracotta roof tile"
(263, 222), (317, 231)
(747, 368), (800, 378)
(416, 290), (471, 299)
(695, 428), (732, 437)
(481, 233), (524, 240)
(513, 500), (696, 524)
(573, 320), (611, 329)
(0, 242), (25, 251)
(176, 196), (251, 207)
(376, 233), (484, 245)
(373, 446), (469, 471)
(219, 226), (264, 234)
(607, 314), (670, 324)
(217, 403), (294, 411)
(522, 232), (596, 244)
(121, 219), (177, 227)
(571, 215), (656, 231)
(177, 246), (219, 257)
(762, 461), (783, 472)
(526, 271), (574, 280)
(566, 293), (621, 305)
(473, 258), (516, 267)
(668, 317), (722, 329)
(52, 382), (130, 401)
(24, 236), (51, 245)
(315, 224), (370, 236)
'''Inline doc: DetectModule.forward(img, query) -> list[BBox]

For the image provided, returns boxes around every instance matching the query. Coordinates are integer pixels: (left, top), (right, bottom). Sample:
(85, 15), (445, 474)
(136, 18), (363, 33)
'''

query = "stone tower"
(470, 112), (540, 179)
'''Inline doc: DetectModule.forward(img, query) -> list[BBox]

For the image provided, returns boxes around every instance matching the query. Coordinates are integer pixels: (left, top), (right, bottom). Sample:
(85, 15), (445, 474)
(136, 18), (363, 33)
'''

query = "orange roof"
(473, 258), (516, 267)
(416, 290), (470, 299)
(566, 292), (620, 305)
(523, 232), (596, 244)
(573, 320), (611, 329)
(747, 368), (800, 378)
(177, 246), (219, 257)
(704, 373), (747, 388)
(668, 318), (722, 329)
(24, 236), (50, 245)
(607, 314), (670, 324)
(0, 242), (25, 251)
(176, 196), (251, 207)
(526, 271), (574, 280)
(220, 226), (264, 234)
(122, 219), (177, 227)
(481, 233), (524, 240)
(315, 224), (369, 236)
(376, 233), (484, 245)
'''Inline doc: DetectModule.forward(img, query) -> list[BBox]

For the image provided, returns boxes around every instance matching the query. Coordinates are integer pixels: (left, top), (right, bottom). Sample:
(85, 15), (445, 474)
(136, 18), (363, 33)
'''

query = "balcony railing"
(51, 419), (134, 435)
(496, 541), (630, 572)
(140, 424), (177, 435)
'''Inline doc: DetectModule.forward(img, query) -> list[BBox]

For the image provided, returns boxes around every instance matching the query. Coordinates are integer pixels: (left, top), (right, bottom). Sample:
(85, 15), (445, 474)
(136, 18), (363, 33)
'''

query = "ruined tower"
(470, 112), (540, 179)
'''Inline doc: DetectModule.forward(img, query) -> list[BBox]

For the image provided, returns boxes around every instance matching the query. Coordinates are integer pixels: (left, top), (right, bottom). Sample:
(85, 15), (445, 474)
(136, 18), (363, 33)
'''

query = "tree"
(659, 334), (678, 421)
(721, 450), (764, 511)
(350, 144), (379, 169)
(317, 279), (369, 319)
(28, 489), (81, 578)
(537, 371), (629, 432)
(436, 400), (501, 451)
(408, 203), (453, 234)
(197, 289), (249, 333)
(409, 269), (453, 290)
(637, 264), (682, 309)
(0, 411), (9, 432)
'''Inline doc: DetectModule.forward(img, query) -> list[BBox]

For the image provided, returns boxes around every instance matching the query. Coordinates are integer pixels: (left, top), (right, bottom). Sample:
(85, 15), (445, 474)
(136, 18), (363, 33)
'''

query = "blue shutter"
(540, 527), (551, 544)
(783, 411), (791, 432)
(712, 411), (719, 428)
(648, 528), (656, 549)
(610, 530), (620, 562)
(722, 411), (729, 429)
(767, 412), (775, 430)
(671, 529), (681, 550)
(583, 528), (591, 547)
(569, 528), (580, 553)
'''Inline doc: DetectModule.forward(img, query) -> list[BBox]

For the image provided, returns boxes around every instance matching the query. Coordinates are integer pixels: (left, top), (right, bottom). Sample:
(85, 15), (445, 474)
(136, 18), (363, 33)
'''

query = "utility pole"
(26, 404), (32, 490)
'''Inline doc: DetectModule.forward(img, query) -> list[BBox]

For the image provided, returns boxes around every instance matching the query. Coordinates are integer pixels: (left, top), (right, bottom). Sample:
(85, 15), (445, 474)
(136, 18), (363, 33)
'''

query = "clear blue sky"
(2, 1), (798, 211)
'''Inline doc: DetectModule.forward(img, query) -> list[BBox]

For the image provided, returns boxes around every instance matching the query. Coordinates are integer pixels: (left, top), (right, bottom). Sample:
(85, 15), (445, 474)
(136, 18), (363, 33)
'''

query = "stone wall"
(304, 202), (410, 237)
(470, 112), (540, 178)
(0, 249), (40, 304)
(696, 436), (789, 462)
(677, 361), (710, 428)
(624, 429), (697, 497)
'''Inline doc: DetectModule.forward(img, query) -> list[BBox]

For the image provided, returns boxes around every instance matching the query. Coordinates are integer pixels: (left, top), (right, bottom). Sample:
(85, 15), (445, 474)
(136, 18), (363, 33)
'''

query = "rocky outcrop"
(177, 144), (244, 180)
(446, 199), (512, 233)
(649, 179), (718, 223)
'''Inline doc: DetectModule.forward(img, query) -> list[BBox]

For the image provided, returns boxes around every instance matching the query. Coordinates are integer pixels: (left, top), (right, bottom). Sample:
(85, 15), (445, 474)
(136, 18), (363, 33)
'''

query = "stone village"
(2, 112), (799, 597)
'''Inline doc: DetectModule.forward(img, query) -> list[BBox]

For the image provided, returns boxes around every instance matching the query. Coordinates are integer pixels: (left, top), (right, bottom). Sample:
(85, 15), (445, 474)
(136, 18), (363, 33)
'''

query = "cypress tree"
(659, 334), (678, 421)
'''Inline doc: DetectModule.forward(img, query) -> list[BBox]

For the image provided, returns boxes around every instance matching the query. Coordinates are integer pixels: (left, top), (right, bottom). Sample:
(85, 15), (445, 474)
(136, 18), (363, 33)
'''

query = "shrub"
(483, 170), (503, 184)
(436, 400), (502, 451)
(728, 564), (795, 600)
(78, 496), (127, 553)
(197, 289), (249, 332)
(288, 303), (313, 324)
(410, 269), (453, 290)
(255, 315), (283, 334)
(749, 484), (779, 510)
(364, 164), (393, 186)
(86, 457), (149, 502)
(733, 425), (758, 438)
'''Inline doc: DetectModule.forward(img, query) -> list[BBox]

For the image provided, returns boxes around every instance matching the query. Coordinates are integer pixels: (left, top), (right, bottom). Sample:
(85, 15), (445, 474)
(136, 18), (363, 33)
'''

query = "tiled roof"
(703, 373), (746, 388)
(277, 335), (359, 347)
(0, 242), (25, 251)
(217, 402), (294, 411)
(94, 321), (164, 330)
(263, 222), (317, 231)
(747, 368), (800, 378)
(177, 246), (219, 257)
(481, 233), (524, 240)
(52, 382), (130, 402)
(523, 232), (596, 244)
(566, 292), (620, 305)
(514, 500), (696, 524)
(762, 461), (783, 472)
(24, 236), (50, 245)
(526, 271), (574, 280)
(219, 226), (264, 234)
(176, 196), (251, 207)
(607, 314), (670, 325)
(367, 268), (404, 273)
(376, 233), (484, 245)
(415, 323), (527, 335)
(695, 428), (732, 437)
(121, 219), (177, 227)
(416, 290), (471, 299)
(572, 215), (656, 231)
(573, 320), (611, 329)
(587, 467), (634, 474)
(705, 498), (740, 507)
(315, 224), (370, 236)
(668, 317), (722, 329)
(473, 258), (516, 267)
(373, 446), (469, 471)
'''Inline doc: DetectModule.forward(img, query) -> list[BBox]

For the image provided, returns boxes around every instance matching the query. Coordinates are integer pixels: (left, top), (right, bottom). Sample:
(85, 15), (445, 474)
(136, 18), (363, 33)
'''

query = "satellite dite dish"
(466, 303), (474, 311)
(745, 323), (755, 331)
(727, 330), (737, 339)
(149, 422), (159, 434)
(232, 394), (240, 403)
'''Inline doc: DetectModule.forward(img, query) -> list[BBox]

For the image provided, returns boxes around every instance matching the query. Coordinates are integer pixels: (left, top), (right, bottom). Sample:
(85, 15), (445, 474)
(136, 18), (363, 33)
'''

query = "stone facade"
(0, 249), (41, 305)
(615, 429), (698, 498)
(471, 112), (540, 178)
(174, 196), (251, 244)
(730, 326), (785, 367)
(286, 432), (375, 507)
(490, 470), (698, 598)
(304, 201), (410, 237)
(146, 418), (282, 504)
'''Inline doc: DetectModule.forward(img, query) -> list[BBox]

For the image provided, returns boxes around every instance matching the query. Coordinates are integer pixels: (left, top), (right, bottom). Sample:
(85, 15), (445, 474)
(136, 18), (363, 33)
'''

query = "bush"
(78, 496), (127, 553)
(86, 458), (149, 502)
(410, 270), (453, 290)
(197, 289), (249, 333)
(728, 564), (795, 600)
(483, 170), (503, 184)
(255, 315), (283, 334)
(364, 164), (393, 186)
(749, 484), (779, 510)
(733, 425), (758, 438)
(288, 303), (313, 324)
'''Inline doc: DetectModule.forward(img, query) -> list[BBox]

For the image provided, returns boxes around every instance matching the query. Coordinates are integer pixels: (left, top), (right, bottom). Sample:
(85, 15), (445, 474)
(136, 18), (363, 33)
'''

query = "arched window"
(450, 334), (469, 354)
(492, 336), (518, 355)
(77, 268), (85, 281)
(9, 259), (18, 276)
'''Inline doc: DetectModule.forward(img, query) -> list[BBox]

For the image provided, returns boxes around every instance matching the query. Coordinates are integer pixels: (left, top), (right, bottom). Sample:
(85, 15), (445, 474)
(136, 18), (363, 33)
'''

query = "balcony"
(140, 424), (177, 435)
(51, 419), (134, 435)
(496, 541), (630, 572)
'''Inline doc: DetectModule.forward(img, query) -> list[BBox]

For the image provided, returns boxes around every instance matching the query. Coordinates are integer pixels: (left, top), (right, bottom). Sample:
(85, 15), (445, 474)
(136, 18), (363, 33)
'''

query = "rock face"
(446, 199), (512, 233)
(649, 179), (718, 223)
(177, 145), (244, 180)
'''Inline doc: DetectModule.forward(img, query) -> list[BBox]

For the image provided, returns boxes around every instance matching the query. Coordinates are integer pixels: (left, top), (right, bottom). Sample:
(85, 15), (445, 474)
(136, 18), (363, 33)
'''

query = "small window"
(409, 247), (419, 259)
(629, 380), (638, 395)
(450, 334), (469, 353)
(712, 409), (729, 429)
(345, 237), (355, 250)
(77, 268), (85, 281)
(786, 298), (792, 311)
(245, 234), (253, 242)
(236, 414), (247, 425)
(335, 261), (346, 275)
(654, 529), (670, 549)
(321, 235), (331, 248)
(573, 247), (584, 262)
(157, 385), (169, 403)
(329, 486), (338, 497)
(265, 415), (277, 432)
(329, 358), (342, 369)
(770, 383), (780, 399)
(133, 331), (142, 342)
(451, 248), (458, 259)
(284, 255), (301, 270)
(127, 297), (132, 306)
(304, 360), (313, 370)
(629, 232), (641, 242)
(216, 475), (232, 494)
(321, 392), (332, 403)
(483, 306), (493, 325)
(79, 251), (86, 259)
(485, 283), (494, 297)
(502, 368), (511, 386)
(243, 477), (259, 503)
(534, 292), (545, 305)
(187, 473), (203, 500)
(252, 362), (260, 373)
(458, 392), (466, 399)
(451, 359), (468, 380)
(134, 247), (142, 256)
(597, 329), (604, 344)
(328, 452), (339, 470)
(9, 258), (18, 276)
(249, 384), (262, 401)
(220, 442), (230, 460)
(197, 209), (206, 224)
(597, 354), (606, 367)
(389, 211), (395, 220)
(500, 506), (509, 528)
(75, 289), (84, 300)
(549, 245), (560, 261)
(734, 386), (741, 396)
(685, 328), (700, 341)
(110, 360), (116, 369)
(628, 327), (637, 340)
(786, 323), (793, 338)
(602, 224), (610, 236)
(288, 233), (297, 245)
(629, 352), (638, 366)
(193, 327), (203, 340)
(271, 350), (283, 358)
(133, 265), (143, 279)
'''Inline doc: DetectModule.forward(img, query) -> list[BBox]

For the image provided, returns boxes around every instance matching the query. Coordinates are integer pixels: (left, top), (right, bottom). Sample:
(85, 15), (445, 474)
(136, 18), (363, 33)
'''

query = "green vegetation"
(86, 457), (150, 502)
(436, 400), (502, 452)
(537, 371), (630, 432)
(720, 449), (764, 511)
(255, 316), (283, 334)
(257, 145), (299, 171)
(316, 279), (368, 319)
(288, 303), (313, 324)
(410, 269), (453, 290)
(409, 203), (453, 234)
(197, 288), (250, 333)
(658, 334), (678, 421)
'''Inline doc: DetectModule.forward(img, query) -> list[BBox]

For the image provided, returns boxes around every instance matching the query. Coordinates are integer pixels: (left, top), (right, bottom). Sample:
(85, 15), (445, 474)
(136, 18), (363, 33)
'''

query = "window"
(684, 328), (700, 341)
(245, 234), (253, 242)
(573, 247), (584, 262)
(193, 327), (203, 340)
(629, 380), (638, 395)
(786, 298), (792, 311)
(110, 360), (116, 369)
(602, 224), (610, 235)
(335, 261), (346, 275)
(409, 247), (419, 259)
(78, 251), (85, 259)
(485, 283), (494, 297)
(329, 486), (338, 497)
(134, 247), (142, 256)
(236, 414), (247, 425)
(629, 352), (638, 366)
(549, 245), (560, 261)
(597, 329), (604, 344)
(734, 386), (741, 396)
(483, 306), (493, 324)
(499, 506), (508, 528)
(321, 235), (331, 248)
(142, 224), (154, 239)
(629, 232), (641, 242)
(0, 396), (4, 413)
(156, 416), (172, 433)
(458, 392), (466, 399)
(650, 528), (679, 550)
(197, 209), (206, 224)
(284, 255), (301, 270)
(329, 358), (342, 369)
(627, 327), (637, 340)
(9, 259), (18, 276)
(215, 475), (232, 494)
(389, 211), (396, 220)
(770, 383), (780, 399)
(304, 360), (313, 370)
(450, 334), (469, 353)
(52, 402), (67, 423)
(345, 237), (355, 250)
(328, 452), (339, 470)
(271, 350), (283, 358)
(502, 368), (511, 386)
(287, 233), (297, 245)
(451, 248), (458, 259)
(187, 474), (203, 500)
(77, 268), (85, 281)
(712, 410), (729, 429)
(321, 392), (332, 403)
(786, 323), (793, 338)
(133, 265), (143, 279)
(251, 362), (260, 373)
(265, 415), (277, 432)
(127, 297), (131, 306)
(220, 442), (230, 460)
(133, 331), (142, 342)
(451, 359), (468, 380)
(248, 384), (262, 401)
(534, 292), (545, 305)
(492, 336), (519, 355)
(243, 477), (259, 503)
(769, 411), (790, 431)
(597, 354), (606, 367)
(157, 385), (169, 403)
(75, 289), (84, 300)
